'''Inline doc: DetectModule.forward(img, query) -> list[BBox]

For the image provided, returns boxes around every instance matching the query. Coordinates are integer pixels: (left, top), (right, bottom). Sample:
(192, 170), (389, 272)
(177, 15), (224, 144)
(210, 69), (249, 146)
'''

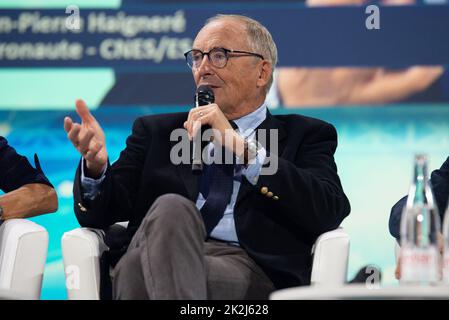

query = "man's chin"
(218, 103), (235, 118)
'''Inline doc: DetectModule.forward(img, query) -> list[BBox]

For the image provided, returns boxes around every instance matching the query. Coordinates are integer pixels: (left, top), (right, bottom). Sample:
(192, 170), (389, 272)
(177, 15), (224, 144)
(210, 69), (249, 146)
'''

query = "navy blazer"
(389, 157), (449, 241)
(73, 111), (351, 289)
(0, 136), (53, 192)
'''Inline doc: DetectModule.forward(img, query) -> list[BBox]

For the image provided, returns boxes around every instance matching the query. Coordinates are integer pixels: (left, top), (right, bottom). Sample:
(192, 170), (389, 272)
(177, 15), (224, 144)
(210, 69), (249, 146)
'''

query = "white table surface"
(270, 284), (449, 300)
(0, 288), (26, 299)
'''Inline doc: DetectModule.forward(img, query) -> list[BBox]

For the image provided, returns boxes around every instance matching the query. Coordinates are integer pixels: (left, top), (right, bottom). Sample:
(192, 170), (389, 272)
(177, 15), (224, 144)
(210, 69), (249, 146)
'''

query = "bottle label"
(401, 246), (440, 283)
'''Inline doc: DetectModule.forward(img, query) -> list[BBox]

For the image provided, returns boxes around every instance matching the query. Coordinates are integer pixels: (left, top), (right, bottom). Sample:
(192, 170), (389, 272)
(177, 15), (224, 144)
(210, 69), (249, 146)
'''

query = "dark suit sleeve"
(73, 118), (150, 229)
(254, 122), (350, 241)
(389, 196), (407, 242)
(0, 136), (53, 192)
(388, 157), (449, 241)
(430, 157), (449, 217)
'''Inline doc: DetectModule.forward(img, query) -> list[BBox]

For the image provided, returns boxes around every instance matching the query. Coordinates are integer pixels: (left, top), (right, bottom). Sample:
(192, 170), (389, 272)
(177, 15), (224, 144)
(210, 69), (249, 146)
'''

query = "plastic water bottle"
(400, 154), (441, 285)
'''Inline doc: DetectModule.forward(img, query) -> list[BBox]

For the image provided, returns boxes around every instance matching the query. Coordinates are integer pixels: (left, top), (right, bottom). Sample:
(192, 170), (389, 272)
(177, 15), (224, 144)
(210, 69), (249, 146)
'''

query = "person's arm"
(0, 183), (57, 219)
(0, 137), (58, 219)
(430, 157), (449, 218)
(389, 195), (407, 242)
(346, 66), (444, 105)
(389, 157), (449, 242)
(65, 99), (116, 228)
(71, 116), (149, 229)
(80, 158), (107, 200)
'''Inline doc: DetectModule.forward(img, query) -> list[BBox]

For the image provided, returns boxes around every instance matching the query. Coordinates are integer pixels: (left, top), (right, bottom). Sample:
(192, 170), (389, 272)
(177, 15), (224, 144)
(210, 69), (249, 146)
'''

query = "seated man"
(0, 136), (58, 220)
(389, 156), (449, 278)
(64, 14), (351, 299)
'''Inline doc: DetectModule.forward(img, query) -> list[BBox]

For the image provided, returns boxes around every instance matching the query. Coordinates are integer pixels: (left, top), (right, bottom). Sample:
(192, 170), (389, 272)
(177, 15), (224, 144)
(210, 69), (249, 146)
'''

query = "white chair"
(0, 219), (49, 299)
(310, 228), (350, 287)
(269, 228), (351, 300)
(61, 226), (111, 300)
(62, 225), (350, 300)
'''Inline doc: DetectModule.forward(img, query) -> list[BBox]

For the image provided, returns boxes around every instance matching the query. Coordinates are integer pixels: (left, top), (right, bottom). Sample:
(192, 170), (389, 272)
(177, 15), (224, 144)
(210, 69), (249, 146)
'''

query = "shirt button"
(260, 187), (268, 194)
(78, 203), (87, 212)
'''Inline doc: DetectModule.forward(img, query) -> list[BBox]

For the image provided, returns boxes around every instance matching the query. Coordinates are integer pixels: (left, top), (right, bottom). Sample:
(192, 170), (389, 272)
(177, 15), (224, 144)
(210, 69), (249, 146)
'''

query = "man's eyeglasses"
(184, 47), (264, 69)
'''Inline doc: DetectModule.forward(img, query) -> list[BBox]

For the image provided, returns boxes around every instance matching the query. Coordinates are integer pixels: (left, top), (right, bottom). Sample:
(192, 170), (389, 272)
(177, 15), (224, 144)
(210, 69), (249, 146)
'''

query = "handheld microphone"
(192, 85), (215, 171)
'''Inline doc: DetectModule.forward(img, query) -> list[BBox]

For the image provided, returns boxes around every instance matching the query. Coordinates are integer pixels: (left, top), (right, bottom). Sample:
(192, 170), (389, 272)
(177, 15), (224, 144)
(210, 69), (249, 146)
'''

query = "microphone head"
(195, 85), (215, 106)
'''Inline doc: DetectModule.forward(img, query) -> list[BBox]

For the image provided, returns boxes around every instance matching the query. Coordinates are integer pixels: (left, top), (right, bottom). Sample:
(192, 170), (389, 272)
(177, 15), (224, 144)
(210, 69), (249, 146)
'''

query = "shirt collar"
(232, 103), (267, 138)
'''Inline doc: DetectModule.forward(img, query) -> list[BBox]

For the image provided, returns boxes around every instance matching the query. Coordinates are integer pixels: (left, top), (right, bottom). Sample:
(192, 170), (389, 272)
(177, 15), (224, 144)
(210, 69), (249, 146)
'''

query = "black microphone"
(192, 85), (215, 171)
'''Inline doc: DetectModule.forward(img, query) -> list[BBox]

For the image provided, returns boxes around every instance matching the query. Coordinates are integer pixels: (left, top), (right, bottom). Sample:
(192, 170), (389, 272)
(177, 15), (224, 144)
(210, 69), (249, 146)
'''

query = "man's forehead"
(193, 20), (248, 50)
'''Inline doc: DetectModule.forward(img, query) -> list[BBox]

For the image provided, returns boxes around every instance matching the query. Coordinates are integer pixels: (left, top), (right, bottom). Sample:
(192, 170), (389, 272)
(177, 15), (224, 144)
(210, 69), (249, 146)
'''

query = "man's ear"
(256, 61), (272, 88)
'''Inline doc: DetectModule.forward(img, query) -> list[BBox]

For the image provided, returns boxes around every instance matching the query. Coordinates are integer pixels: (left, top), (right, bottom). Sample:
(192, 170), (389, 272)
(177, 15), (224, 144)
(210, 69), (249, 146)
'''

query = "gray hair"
(205, 14), (278, 94)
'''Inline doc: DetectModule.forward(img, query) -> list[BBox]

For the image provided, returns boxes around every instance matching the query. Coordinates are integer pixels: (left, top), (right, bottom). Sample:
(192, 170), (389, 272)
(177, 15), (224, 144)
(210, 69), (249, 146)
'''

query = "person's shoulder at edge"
(0, 135), (9, 149)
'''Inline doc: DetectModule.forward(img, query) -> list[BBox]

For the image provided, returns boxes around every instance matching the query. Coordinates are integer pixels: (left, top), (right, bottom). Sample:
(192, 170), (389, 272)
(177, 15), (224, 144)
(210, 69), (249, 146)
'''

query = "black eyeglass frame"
(184, 47), (264, 69)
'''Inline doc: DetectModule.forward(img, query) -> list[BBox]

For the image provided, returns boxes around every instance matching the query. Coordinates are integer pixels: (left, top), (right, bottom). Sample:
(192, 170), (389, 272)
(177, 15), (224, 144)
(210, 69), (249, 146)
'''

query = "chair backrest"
(0, 219), (48, 299)
(62, 222), (129, 300)
(61, 227), (108, 300)
(310, 228), (350, 286)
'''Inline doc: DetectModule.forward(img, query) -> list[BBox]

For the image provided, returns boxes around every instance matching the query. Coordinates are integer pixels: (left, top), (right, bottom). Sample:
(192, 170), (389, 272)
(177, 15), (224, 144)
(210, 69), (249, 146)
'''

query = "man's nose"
(196, 54), (213, 76)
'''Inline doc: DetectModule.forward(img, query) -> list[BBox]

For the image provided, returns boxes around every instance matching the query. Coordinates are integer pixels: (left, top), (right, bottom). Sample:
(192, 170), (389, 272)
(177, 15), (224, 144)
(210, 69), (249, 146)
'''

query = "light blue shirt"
(197, 103), (267, 244)
(81, 103), (267, 245)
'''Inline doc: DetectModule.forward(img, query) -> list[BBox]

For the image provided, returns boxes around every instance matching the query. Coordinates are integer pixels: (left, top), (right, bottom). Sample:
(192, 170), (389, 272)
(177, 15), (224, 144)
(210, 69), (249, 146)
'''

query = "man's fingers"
(186, 109), (196, 140)
(77, 129), (95, 155)
(188, 107), (212, 137)
(67, 123), (81, 146)
(91, 141), (103, 154)
(66, 101), (107, 176)
(186, 108), (196, 138)
(63, 117), (73, 133)
(84, 143), (102, 162)
(65, 120), (99, 159)
(189, 115), (202, 141)
(183, 121), (191, 140)
(75, 99), (94, 124)
(185, 105), (215, 140)
(84, 150), (96, 163)
(192, 108), (211, 129)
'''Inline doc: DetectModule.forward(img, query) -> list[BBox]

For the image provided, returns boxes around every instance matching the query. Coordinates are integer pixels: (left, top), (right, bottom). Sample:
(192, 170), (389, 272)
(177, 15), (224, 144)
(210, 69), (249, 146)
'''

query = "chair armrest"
(61, 227), (108, 300)
(310, 227), (350, 287)
(0, 219), (49, 299)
